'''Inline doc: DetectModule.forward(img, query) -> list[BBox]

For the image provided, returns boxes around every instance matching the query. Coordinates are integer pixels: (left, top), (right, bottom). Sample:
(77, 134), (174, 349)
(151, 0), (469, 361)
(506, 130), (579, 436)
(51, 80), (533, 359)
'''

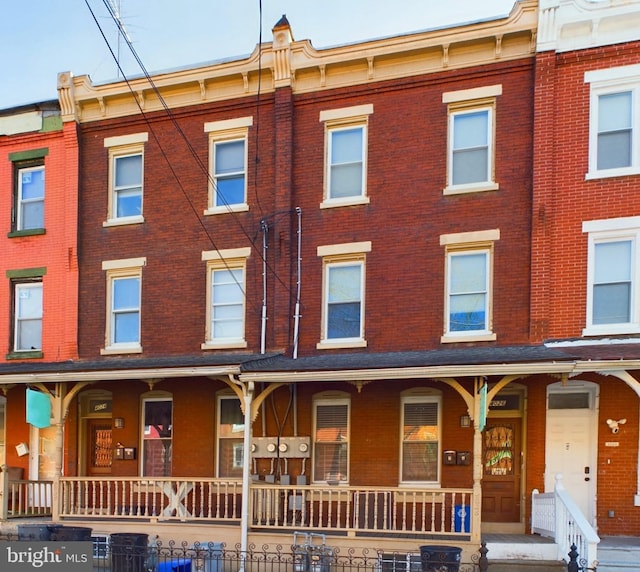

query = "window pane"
(15, 284), (42, 351)
(114, 313), (139, 343)
(597, 93), (632, 170)
(453, 111), (488, 148)
(315, 442), (348, 482)
(144, 400), (172, 437)
(19, 167), (45, 229)
(402, 442), (438, 481)
(220, 399), (244, 436)
(327, 302), (361, 338)
(20, 168), (45, 200)
(330, 163), (363, 198)
(452, 148), (489, 185)
(328, 265), (361, 301)
(216, 176), (245, 206)
(331, 128), (363, 164)
(594, 241), (631, 283)
(115, 155), (142, 187)
(116, 188), (142, 217)
(329, 128), (363, 199)
(404, 403), (438, 441)
(113, 278), (140, 310)
(21, 202), (44, 230)
(215, 141), (245, 174)
(593, 283), (631, 324)
(212, 269), (244, 340)
(17, 285), (43, 318)
(450, 253), (486, 293)
(143, 400), (172, 477)
(599, 92), (632, 132)
(218, 439), (244, 478)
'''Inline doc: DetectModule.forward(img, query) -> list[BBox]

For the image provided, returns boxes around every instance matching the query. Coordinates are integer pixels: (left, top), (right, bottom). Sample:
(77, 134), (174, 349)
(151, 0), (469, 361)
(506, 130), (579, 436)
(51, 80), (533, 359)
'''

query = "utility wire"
(86, 0), (298, 307)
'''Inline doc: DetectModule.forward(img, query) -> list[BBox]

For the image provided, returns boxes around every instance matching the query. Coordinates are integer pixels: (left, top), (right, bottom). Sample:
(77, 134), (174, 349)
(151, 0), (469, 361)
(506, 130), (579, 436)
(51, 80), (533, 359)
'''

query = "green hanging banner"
(26, 388), (51, 428)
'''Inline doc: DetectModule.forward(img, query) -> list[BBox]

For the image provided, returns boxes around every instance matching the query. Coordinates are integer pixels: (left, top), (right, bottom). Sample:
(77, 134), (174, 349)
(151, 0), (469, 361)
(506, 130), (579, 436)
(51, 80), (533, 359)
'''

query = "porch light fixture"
(114, 417), (125, 429)
(459, 415), (471, 428)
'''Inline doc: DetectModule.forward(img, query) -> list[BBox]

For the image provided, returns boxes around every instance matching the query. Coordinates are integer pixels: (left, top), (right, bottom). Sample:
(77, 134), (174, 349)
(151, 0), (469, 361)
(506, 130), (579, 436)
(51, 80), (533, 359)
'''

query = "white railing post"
(0, 464), (8, 520)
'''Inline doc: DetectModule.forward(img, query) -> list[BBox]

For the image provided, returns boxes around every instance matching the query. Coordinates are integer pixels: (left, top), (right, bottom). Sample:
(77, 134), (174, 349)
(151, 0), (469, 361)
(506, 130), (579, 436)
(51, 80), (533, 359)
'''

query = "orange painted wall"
(0, 121), (79, 362)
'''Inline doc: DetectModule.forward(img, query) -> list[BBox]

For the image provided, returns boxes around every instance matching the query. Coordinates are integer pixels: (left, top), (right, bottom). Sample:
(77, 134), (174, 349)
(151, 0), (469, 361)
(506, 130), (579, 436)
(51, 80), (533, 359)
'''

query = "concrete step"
(487, 561), (566, 572)
(597, 539), (640, 572)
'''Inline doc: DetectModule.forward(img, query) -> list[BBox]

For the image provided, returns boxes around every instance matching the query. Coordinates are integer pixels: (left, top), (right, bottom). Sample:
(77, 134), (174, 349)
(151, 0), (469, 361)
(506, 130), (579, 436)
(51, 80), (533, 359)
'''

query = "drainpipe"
(260, 220), (268, 354)
(292, 207), (302, 359)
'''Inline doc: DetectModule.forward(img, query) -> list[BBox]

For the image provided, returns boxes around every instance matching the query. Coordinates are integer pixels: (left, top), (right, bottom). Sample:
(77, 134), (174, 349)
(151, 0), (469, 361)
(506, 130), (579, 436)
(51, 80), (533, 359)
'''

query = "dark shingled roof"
(240, 345), (577, 372)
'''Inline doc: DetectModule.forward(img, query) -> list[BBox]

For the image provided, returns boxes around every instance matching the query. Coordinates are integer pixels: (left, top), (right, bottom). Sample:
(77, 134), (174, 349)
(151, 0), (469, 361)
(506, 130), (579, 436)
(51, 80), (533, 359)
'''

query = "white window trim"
(201, 249), (250, 350)
(440, 231), (498, 343)
(443, 88), (500, 196)
(140, 392), (172, 478)
(582, 217), (640, 336)
(204, 117), (252, 216)
(101, 258), (146, 355)
(13, 281), (43, 352)
(400, 390), (442, 486)
(216, 393), (244, 479)
(585, 65), (640, 180)
(17, 164), (45, 231)
(104, 141), (146, 227)
(312, 393), (350, 485)
(317, 243), (370, 349)
(320, 105), (373, 209)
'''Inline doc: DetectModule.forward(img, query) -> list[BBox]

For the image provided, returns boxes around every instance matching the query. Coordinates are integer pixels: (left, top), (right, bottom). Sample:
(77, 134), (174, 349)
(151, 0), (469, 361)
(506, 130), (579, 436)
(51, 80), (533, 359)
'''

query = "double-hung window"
(317, 242), (370, 349)
(443, 85), (501, 195)
(8, 148), (48, 235)
(586, 64), (640, 178)
(102, 257), (146, 354)
(320, 104), (372, 208)
(104, 133), (148, 225)
(313, 394), (349, 484)
(205, 117), (252, 214)
(142, 394), (173, 477)
(441, 229), (499, 342)
(401, 391), (442, 484)
(583, 216), (640, 335)
(217, 395), (244, 478)
(6, 267), (46, 358)
(202, 247), (250, 349)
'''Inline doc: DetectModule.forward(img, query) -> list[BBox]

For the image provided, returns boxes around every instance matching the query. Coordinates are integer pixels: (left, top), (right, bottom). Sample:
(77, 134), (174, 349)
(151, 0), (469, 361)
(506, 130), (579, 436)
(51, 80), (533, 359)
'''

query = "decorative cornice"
(60, 0), (538, 124)
(538, 0), (640, 53)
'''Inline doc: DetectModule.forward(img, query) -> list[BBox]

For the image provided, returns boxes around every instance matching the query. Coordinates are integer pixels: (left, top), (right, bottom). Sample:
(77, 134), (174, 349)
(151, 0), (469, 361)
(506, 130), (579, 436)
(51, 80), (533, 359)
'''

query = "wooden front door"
(86, 419), (113, 476)
(481, 418), (521, 522)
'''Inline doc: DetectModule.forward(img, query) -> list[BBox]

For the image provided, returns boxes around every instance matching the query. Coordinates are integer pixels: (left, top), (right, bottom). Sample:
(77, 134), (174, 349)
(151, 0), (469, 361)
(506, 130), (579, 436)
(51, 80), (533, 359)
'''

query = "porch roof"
(0, 352), (278, 384)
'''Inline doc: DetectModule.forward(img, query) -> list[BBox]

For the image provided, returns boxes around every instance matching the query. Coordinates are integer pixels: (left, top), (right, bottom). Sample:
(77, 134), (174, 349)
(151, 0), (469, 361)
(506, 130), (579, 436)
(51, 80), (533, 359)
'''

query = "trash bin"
(51, 526), (93, 541)
(419, 545), (462, 572)
(454, 505), (470, 533)
(190, 542), (223, 572)
(111, 532), (149, 572)
(156, 558), (191, 572)
(17, 524), (62, 540)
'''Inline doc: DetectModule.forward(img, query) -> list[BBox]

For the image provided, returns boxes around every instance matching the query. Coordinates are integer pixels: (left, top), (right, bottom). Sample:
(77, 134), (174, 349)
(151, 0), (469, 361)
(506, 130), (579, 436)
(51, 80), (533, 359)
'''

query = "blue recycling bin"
(454, 504), (470, 533)
(157, 558), (191, 572)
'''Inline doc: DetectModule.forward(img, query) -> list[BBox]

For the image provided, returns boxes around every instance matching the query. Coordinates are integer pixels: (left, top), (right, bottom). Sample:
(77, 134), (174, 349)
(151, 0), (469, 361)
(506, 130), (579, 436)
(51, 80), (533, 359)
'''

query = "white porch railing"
(56, 477), (472, 537)
(0, 465), (53, 519)
(531, 474), (600, 569)
(252, 484), (472, 536)
(59, 477), (242, 521)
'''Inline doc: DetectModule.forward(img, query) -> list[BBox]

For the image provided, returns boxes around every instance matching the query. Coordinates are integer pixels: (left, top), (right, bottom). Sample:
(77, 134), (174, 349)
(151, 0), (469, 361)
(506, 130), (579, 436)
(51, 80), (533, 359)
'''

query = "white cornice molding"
(59, 0), (537, 123)
(538, 0), (640, 53)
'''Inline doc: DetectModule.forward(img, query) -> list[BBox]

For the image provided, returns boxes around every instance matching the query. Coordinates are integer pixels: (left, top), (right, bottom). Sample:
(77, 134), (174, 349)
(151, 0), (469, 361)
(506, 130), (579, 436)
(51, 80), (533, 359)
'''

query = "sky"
(0, 0), (518, 110)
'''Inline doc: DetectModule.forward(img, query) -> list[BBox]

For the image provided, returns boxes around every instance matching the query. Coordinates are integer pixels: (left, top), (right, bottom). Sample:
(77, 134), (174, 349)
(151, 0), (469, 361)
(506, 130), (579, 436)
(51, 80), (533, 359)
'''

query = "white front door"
(545, 383), (598, 525)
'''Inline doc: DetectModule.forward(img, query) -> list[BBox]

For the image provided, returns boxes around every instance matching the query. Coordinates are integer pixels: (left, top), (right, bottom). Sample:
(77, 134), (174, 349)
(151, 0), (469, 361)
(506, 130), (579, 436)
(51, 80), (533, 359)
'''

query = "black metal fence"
(0, 531), (594, 572)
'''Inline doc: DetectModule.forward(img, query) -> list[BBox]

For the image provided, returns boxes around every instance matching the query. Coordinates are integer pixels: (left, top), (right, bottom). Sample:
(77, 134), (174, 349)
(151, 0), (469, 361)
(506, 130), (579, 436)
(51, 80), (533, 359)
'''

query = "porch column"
(471, 385), (483, 544)
(240, 382), (255, 556)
